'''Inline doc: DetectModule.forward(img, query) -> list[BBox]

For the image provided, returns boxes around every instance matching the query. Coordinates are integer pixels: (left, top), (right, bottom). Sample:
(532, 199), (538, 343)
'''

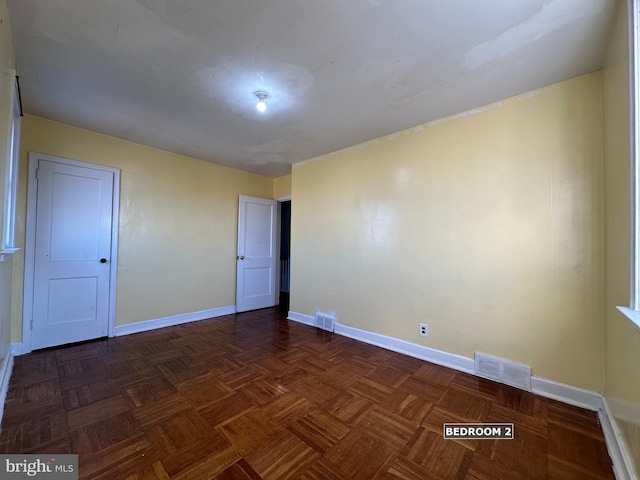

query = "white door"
(31, 158), (115, 350)
(236, 195), (277, 312)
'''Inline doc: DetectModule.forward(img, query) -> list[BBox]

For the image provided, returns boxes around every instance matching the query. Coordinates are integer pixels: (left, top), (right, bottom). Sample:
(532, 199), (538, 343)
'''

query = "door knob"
(100, 258), (107, 263)
(237, 255), (245, 260)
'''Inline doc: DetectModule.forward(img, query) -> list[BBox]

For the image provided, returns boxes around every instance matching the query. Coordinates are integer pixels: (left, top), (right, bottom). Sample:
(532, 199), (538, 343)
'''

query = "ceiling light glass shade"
(254, 91), (268, 112)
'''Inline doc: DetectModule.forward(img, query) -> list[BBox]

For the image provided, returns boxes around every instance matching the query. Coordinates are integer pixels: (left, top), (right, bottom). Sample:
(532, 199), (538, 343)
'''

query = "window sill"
(0, 248), (20, 263)
(616, 306), (640, 333)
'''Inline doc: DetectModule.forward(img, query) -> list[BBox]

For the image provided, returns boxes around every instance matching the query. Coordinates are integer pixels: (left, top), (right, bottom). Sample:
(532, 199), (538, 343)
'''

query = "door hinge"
(30, 318), (34, 331)
(35, 167), (40, 180)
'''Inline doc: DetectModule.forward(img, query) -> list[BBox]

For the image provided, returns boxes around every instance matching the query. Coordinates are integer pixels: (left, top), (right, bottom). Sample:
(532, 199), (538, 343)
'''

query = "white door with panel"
(236, 195), (277, 312)
(31, 158), (115, 350)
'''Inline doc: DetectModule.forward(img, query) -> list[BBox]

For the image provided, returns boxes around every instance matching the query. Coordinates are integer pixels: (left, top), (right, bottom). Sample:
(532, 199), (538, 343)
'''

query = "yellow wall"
(0, 0), (15, 360)
(602, 0), (640, 471)
(274, 174), (291, 199)
(291, 73), (604, 391)
(12, 115), (273, 340)
(0, 0), (636, 465)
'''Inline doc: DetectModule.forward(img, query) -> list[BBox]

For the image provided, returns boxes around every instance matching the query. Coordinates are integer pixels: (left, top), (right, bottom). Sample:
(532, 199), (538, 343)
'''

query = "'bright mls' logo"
(1, 455), (78, 479)
(5, 458), (52, 476)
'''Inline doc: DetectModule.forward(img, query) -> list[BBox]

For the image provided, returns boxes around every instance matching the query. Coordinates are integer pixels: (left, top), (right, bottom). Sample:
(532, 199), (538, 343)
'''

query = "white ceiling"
(7, 0), (617, 177)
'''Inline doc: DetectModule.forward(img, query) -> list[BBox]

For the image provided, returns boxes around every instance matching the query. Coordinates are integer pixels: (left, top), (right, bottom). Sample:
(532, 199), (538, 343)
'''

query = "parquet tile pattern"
(0, 308), (615, 479)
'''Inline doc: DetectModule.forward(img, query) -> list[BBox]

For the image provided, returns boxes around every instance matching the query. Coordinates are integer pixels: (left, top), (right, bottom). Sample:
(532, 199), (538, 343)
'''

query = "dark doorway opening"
(279, 200), (291, 312)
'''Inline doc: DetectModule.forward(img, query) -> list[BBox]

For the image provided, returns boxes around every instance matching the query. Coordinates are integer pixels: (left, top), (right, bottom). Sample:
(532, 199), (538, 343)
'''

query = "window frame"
(1, 74), (22, 261)
(617, 0), (640, 330)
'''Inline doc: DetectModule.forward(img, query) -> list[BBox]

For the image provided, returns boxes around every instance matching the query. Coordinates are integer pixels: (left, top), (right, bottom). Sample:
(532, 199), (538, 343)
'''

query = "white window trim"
(619, 0), (640, 332)
(1, 73), (21, 263)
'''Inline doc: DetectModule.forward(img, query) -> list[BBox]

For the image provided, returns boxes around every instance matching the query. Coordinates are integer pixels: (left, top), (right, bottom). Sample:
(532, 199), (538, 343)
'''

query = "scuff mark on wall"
(518, 90), (542, 101)
(427, 102), (503, 127)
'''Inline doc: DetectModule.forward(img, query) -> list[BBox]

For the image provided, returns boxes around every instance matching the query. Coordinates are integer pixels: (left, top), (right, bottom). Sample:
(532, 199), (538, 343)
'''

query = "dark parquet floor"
(0, 307), (615, 479)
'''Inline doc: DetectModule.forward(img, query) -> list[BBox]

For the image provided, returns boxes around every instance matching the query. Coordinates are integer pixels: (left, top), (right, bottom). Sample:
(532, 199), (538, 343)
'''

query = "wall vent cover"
(314, 310), (336, 332)
(474, 352), (531, 391)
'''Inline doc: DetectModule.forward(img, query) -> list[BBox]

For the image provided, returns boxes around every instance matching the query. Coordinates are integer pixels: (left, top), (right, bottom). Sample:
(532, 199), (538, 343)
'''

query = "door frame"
(275, 194), (291, 307)
(22, 152), (121, 353)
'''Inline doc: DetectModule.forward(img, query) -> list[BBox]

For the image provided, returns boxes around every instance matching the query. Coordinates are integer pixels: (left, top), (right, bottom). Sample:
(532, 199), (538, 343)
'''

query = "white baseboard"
(10, 306), (238, 351)
(287, 311), (474, 373)
(0, 344), (14, 434)
(600, 397), (639, 480)
(334, 322), (475, 373)
(114, 305), (236, 337)
(530, 376), (604, 411)
(287, 311), (315, 327)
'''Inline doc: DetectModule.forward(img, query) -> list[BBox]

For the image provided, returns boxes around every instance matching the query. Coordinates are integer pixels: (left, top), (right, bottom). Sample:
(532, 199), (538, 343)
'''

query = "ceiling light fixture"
(254, 91), (268, 112)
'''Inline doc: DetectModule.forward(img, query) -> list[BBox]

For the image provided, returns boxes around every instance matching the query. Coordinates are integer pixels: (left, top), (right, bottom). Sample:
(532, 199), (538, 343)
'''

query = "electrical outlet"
(419, 323), (428, 337)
